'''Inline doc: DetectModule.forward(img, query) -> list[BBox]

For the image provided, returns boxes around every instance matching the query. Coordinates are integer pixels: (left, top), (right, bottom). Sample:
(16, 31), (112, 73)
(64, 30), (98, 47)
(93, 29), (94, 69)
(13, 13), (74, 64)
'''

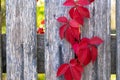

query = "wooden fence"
(0, 0), (120, 80)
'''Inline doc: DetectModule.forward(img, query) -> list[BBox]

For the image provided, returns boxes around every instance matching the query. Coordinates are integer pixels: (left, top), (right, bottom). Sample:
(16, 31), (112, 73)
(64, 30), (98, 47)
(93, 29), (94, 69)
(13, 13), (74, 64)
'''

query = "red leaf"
(91, 46), (98, 63)
(77, 6), (90, 18)
(74, 63), (84, 73)
(64, 68), (73, 80)
(72, 43), (80, 54)
(71, 27), (81, 41)
(74, 16), (84, 25)
(69, 8), (84, 25)
(70, 59), (83, 80)
(57, 64), (69, 77)
(71, 9), (84, 25)
(69, 7), (75, 19)
(72, 67), (82, 80)
(63, 0), (75, 6)
(89, 0), (95, 3)
(77, 48), (88, 64)
(59, 25), (66, 39)
(69, 19), (80, 28)
(79, 38), (89, 49)
(37, 28), (44, 34)
(83, 48), (92, 66)
(57, 16), (68, 23)
(89, 36), (103, 46)
(70, 59), (78, 66)
(65, 27), (75, 45)
(57, 59), (83, 80)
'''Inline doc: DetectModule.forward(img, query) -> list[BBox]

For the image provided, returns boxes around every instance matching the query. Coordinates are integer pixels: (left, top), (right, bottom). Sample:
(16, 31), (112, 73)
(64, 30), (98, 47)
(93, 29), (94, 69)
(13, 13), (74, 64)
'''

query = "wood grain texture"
(116, 0), (120, 79)
(1, 34), (117, 74)
(81, 0), (111, 80)
(6, 0), (37, 80)
(0, 0), (2, 79)
(45, 0), (73, 80)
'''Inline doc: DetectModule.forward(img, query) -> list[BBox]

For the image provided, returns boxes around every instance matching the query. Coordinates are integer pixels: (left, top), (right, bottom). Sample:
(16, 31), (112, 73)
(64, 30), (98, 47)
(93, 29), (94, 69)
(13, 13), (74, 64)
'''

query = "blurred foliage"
(37, 0), (45, 29)
(1, 0), (6, 34)
(111, 0), (116, 31)
(38, 73), (45, 80)
(1, 0), (45, 34)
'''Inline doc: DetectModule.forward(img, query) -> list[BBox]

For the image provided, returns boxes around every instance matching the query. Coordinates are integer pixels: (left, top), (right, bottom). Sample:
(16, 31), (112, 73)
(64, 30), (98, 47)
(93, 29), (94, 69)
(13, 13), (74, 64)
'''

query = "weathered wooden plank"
(6, 0), (37, 80)
(0, 0), (2, 79)
(2, 34), (45, 73)
(81, 0), (111, 80)
(116, 0), (120, 79)
(45, 0), (73, 80)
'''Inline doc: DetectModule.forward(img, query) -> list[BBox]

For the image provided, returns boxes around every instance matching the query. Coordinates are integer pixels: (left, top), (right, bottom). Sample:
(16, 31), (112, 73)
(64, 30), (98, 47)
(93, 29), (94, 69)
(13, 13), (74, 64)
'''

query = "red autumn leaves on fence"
(57, 16), (81, 45)
(57, 59), (83, 80)
(57, 0), (103, 80)
(37, 20), (45, 34)
(72, 37), (103, 66)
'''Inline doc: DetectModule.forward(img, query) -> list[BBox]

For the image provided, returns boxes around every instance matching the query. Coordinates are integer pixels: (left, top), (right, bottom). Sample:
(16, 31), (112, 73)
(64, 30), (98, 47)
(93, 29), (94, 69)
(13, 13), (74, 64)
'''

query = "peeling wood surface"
(45, 0), (73, 80)
(6, 0), (37, 80)
(116, 0), (120, 80)
(81, 0), (111, 80)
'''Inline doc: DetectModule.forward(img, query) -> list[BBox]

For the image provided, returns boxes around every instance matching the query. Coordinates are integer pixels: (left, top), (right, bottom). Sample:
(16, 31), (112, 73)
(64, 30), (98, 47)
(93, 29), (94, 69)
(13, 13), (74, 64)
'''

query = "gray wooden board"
(81, 0), (111, 80)
(6, 0), (37, 80)
(2, 34), (45, 73)
(116, 0), (120, 80)
(45, 0), (74, 80)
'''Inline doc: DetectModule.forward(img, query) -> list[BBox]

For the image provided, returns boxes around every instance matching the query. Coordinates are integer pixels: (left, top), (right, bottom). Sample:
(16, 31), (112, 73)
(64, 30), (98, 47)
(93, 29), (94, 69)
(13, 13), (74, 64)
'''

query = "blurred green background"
(1, 0), (6, 34)
(36, 0), (45, 29)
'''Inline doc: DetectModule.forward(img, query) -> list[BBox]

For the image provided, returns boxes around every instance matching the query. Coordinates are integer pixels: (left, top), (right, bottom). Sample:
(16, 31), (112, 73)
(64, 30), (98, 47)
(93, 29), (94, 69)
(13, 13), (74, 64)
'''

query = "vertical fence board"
(45, 0), (73, 80)
(6, 0), (36, 80)
(116, 0), (120, 79)
(22, 0), (37, 80)
(82, 0), (111, 80)
(0, 0), (2, 79)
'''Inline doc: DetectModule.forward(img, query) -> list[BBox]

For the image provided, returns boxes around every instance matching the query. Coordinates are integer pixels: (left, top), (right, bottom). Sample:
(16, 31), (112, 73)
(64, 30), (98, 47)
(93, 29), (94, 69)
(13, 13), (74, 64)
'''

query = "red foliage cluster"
(37, 28), (44, 34)
(57, 0), (103, 80)
(37, 20), (45, 34)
